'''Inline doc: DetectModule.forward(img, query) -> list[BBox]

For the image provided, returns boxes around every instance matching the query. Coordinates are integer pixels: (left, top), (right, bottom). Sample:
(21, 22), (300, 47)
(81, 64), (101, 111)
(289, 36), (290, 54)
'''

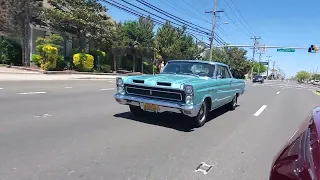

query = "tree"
(111, 22), (130, 71)
(295, 71), (310, 82)
(205, 47), (251, 78)
(41, 0), (114, 52)
(154, 21), (182, 63)
(155, 21), (202, 64)
(0, 0), (43, 66)
(250, 61), (267, 75)
(122, 17), (154, 72)
(136, 16), (154, 73)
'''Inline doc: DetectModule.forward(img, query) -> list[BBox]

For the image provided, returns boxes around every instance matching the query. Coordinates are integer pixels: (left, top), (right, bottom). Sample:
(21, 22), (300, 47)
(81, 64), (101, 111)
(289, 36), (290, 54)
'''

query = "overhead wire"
(222, 0), (257, 37)
(228, 0), (259, 37)
(101, 0), (214, 46)
(134, 0), (226, 44)
(107, 0), (225, 45)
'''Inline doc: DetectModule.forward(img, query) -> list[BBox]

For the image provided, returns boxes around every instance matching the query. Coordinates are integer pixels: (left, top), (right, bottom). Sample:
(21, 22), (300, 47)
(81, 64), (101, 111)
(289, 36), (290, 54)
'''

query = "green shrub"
(100, 64), (111, 73)
(0, 38), (22, 65)
(55, 56), (67, 70)
(143, 61), (157, 74)
(31, 54), (42, 67)
(73, 53), (94, 71)
(40, 45), (58, 71)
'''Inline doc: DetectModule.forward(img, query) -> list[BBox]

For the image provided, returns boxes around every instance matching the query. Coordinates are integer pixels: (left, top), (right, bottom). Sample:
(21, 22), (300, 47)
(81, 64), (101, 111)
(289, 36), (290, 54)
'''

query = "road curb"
(3, 65), (142, 76)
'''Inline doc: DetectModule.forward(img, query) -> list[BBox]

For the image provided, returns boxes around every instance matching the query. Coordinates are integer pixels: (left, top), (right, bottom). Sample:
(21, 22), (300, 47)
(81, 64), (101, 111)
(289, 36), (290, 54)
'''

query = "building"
(28, 0), (116, 65)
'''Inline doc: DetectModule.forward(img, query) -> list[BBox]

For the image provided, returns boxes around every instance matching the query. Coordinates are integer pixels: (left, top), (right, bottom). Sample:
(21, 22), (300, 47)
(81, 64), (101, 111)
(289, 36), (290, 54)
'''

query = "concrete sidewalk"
(0, 66), (121, 81)
(0, 73), (119, 81)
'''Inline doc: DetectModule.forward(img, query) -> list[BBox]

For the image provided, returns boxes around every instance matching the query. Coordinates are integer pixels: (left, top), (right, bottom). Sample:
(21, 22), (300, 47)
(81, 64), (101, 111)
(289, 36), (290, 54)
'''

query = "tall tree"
(295, 70), (310, 82)
(250, 61), (267, 75)
(111, 22), (130, 71)
(122, 16), (154, 72)
(136, 16), (154, 73)
(154, 21), (182, 63)
(41, 0), (114, 52)
(0, 0), (43, 66)
(205, 47), (251, 78)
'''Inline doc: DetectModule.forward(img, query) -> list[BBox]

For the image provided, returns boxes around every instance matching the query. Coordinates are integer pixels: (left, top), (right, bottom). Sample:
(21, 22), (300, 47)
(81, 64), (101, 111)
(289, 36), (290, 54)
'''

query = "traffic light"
(308, 45), (318, 53)
(263, 44), (267, 52)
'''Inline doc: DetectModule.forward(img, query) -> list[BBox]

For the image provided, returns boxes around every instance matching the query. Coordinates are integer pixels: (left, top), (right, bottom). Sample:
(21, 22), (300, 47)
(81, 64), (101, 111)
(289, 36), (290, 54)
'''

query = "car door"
(215, 65), (233, 105)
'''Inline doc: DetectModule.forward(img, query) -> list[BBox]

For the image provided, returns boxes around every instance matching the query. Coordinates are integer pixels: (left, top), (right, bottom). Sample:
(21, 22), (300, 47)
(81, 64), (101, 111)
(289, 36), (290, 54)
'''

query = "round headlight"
(117, 78), (124, 86)
(185, 95), (193, 104)
(184, 85), (193, 94)
(117, 86), (125, 94)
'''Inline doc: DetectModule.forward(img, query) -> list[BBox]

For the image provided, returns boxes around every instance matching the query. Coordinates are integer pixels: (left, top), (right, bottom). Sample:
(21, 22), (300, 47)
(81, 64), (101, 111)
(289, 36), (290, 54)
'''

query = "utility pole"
(205, 0), (223, 61)
(272, 61), (276, 80)
(251, 37), (261, 61)
(266, 55), (272, 78)
(256, 49), (264, 75)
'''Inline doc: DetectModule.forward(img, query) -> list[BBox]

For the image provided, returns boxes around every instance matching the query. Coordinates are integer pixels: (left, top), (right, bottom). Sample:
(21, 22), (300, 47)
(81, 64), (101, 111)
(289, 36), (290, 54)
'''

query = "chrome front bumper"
(114, 94), (200, 117)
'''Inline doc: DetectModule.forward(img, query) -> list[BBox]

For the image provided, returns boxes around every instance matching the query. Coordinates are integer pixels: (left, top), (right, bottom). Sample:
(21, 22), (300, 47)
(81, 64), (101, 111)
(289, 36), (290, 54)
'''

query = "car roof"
(167, 60), (228, 67)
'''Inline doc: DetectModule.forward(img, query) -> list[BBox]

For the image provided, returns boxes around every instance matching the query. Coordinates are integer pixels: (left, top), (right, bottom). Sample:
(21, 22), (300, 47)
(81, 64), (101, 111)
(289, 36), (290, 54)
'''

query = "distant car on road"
(114, 60), (246, 128)
(252, 75), (264, 83)
(269, 106), (320, 180)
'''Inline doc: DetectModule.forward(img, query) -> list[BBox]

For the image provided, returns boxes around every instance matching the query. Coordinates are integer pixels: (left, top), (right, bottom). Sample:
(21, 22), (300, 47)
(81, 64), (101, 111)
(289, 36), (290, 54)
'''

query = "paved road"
(0, 80), (319, 180)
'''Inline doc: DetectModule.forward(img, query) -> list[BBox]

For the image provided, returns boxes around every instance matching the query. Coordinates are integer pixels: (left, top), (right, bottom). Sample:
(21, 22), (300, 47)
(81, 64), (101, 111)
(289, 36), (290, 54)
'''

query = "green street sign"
(277, 48), (295, 52)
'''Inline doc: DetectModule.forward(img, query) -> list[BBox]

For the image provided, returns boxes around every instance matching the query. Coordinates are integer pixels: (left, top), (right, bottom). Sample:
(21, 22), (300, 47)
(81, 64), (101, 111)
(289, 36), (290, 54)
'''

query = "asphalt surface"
(0, 80), (319, 180)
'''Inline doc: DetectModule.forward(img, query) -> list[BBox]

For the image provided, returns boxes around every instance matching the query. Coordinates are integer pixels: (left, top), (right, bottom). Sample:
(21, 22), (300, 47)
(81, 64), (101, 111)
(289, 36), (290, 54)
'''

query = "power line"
(135, 0), (226, 44)
(217, 4), (250, 37)
(228, 0), (259, 37)
(107, 0), (225, 44)
(180, 0), (209, 19)
(101, 0), (219, 45)
(159, 0), (212, 25)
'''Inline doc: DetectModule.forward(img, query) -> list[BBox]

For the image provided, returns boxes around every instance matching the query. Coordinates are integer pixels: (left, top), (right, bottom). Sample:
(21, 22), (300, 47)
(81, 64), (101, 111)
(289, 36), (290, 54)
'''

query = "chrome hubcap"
(199, 103), (206, 123)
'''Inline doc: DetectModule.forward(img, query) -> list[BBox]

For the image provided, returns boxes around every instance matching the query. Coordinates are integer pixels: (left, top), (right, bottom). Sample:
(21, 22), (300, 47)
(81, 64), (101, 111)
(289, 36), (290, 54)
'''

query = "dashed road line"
(0, 88), (3, 90)
(18, 92), (47, 95)
(99, 88), (115, 91)
(64, 87), (73, 89)
(276, 91), (280, 94)
(254, 105), (267, 116)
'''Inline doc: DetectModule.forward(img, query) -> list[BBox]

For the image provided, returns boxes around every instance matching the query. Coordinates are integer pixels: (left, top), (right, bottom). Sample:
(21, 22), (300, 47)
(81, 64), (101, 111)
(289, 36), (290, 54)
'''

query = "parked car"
(269, 106), (320, 180)
(114, 60), (246, 128)
(252, 75), (264, 83)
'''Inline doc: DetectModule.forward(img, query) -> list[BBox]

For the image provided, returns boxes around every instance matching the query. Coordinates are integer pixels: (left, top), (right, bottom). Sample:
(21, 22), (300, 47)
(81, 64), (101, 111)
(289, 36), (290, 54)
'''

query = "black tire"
(129, 105), (145, 116)
(227, 95), (237, 111)
(190, 101), (208, 128)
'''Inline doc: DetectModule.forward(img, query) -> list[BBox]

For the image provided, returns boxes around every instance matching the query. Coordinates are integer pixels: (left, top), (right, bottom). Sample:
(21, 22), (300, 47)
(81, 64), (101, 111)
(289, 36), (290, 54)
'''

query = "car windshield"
(161, 61), (215, 77)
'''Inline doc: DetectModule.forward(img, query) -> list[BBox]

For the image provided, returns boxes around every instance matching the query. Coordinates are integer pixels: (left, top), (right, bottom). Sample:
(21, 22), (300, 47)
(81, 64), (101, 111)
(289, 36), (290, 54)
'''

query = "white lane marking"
(34, 113), (52, 118)
(99, 88), (115, 91)
(0, 88), (3, 90)
(64, 87), (72, 89)
(276, 91), (280, 94)
(253, 105), (267, 116)
(108, 81), (114, 83)
(18, 92), (47, 95)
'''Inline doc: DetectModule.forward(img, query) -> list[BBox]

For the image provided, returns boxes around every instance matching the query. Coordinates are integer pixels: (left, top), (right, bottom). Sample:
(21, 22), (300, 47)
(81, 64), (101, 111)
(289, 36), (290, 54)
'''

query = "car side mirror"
(217, 75), (222, 79)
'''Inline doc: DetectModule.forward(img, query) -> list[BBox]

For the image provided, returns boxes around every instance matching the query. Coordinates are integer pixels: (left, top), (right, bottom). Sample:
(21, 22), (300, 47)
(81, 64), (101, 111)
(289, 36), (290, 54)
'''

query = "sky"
(102, 0), (320, 78)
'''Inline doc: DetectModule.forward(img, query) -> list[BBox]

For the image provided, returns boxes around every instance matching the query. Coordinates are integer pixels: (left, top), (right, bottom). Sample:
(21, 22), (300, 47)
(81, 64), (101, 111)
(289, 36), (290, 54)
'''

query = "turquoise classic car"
(114, 60), (245, 128)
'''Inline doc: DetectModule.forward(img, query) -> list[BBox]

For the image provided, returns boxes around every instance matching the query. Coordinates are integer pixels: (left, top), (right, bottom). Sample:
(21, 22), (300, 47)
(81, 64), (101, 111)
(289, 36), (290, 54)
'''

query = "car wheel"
(190, 101), (208, 128)
(129, 105), (145, 117)
(227, 95), (237, 111)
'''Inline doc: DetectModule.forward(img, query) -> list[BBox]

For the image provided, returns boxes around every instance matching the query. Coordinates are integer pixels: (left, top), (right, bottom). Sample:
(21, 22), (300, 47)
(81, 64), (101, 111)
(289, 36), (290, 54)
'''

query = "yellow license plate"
(143, 103), (158, 112)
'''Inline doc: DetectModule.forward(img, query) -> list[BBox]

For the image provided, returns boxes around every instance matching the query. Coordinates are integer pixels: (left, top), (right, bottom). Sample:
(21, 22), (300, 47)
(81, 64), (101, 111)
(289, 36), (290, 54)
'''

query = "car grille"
(125, 84), (185, 102)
